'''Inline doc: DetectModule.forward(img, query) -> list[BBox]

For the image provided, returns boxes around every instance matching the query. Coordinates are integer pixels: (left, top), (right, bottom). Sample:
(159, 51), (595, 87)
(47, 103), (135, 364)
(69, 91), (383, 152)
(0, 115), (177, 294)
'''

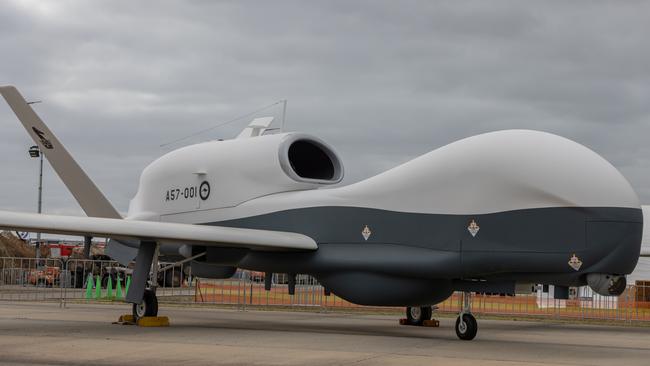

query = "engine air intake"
(280, 134), (343, 184)
(288, 140), (335, 180)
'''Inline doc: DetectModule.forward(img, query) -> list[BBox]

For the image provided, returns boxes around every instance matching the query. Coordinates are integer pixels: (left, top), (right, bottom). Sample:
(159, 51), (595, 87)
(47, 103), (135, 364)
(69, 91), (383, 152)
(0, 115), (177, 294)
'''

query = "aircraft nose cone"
(584, 210), (643, 275)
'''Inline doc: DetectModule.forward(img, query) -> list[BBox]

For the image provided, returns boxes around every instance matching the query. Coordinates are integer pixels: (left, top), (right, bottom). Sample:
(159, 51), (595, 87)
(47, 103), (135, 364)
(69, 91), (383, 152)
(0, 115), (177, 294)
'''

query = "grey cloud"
(1, 0), (650, 218)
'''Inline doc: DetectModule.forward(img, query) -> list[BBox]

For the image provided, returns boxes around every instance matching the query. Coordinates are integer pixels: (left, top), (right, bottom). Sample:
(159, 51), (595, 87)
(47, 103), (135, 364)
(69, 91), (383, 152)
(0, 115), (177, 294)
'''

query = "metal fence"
(0, 256), (191, 306)
(1, 256), (649, 323)
(193, 274), (650, 322)
(0, 257), (65, 302)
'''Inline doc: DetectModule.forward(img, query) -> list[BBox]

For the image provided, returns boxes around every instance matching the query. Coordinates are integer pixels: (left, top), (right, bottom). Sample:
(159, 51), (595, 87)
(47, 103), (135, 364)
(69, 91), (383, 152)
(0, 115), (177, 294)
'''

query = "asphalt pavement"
(0, 302), (648, 365)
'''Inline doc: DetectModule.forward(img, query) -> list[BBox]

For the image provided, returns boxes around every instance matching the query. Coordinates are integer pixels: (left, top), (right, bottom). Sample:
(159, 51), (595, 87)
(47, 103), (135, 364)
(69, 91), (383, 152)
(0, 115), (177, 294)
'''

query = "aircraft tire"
(455, 314), (477, 340)
(405, 306), (432, 326)
(132, 289), (158, 321)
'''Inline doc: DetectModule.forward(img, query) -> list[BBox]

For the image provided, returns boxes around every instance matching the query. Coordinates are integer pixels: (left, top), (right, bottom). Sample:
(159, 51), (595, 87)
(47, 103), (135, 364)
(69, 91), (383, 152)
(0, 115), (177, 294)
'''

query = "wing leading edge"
(0, 211), (317, 251)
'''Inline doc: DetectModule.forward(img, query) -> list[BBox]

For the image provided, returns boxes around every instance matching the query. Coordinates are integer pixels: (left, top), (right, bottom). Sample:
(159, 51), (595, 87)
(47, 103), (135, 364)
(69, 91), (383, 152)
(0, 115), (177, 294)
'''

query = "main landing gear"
(404, 292), (477, 340)
(128, 241), (161, 322)
(455, 291), (477, 340)
(128, 242), (205, 323)
(133, 288), (158, 321)
(405, 306), (433, 326)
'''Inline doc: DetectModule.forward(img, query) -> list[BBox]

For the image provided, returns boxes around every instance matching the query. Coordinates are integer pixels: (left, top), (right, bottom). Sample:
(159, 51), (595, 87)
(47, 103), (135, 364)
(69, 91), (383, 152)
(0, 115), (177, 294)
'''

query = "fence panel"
(0, 257), (64, 303)
(192, 270), (650, 323)
(1, 256), (649, 324)
(63, 258), (127, 303)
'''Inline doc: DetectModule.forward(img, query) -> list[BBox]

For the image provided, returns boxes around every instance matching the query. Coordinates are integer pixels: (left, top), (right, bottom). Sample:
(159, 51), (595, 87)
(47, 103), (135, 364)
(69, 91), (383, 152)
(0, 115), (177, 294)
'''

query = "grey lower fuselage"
(176, 205), (642, 306)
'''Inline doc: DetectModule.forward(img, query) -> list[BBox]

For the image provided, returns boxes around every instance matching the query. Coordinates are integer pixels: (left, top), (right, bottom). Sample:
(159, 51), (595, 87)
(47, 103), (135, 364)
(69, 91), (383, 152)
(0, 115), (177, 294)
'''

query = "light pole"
(29, 145), (43, 261)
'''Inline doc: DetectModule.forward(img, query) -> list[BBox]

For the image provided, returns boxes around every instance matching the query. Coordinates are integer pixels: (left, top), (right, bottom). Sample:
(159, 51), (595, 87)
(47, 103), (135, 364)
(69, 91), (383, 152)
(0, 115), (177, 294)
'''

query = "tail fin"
(0, 85), (121, 219)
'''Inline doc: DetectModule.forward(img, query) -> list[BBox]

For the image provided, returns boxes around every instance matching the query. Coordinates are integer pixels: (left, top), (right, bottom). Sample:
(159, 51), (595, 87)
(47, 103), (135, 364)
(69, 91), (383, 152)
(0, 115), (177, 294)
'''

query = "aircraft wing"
(0, 211), (317, 251)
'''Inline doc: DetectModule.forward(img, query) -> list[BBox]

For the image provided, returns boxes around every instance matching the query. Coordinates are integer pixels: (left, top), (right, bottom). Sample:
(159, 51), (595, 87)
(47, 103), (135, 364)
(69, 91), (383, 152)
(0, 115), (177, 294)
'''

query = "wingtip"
(0, 85), (17, 94)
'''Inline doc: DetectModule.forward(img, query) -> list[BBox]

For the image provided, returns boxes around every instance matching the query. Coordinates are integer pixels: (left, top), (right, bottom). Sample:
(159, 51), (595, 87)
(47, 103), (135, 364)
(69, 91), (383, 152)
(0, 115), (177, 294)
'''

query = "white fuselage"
(127, 130), (640, 226)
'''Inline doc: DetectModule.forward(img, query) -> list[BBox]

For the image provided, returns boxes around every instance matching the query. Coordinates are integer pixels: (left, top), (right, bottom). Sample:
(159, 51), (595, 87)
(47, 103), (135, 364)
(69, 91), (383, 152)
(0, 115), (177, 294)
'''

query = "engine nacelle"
(128, 132), (343, 218)
(317, 272), (453, 306)
(586, 273), (627, 296)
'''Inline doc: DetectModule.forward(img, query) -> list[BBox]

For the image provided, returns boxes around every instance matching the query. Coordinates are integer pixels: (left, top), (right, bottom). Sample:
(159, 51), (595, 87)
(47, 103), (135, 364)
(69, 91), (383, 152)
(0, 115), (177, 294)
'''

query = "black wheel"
(455, 313), (478, 340)
(406, 306), (432, 326)
(132, 289), (158, 321)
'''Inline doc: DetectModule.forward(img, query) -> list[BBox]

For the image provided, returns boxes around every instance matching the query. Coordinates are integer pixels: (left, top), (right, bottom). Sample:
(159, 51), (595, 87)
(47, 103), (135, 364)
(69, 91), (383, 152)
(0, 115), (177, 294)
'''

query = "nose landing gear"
(455, 291), (477, 340)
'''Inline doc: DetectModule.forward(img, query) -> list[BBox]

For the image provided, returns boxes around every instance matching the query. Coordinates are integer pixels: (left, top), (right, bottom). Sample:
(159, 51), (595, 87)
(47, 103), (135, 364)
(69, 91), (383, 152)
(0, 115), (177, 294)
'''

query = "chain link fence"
(1, 256), (649, 323)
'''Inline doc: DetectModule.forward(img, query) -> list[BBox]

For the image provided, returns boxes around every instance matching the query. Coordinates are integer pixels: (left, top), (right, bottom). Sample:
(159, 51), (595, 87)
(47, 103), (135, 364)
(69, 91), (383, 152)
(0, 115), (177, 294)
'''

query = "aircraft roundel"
(199, 181), (210, 200)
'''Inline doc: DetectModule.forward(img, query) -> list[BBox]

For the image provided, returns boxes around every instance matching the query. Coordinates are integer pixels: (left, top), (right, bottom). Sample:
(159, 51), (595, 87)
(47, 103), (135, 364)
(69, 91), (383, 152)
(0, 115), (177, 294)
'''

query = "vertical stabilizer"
(0, 85), (121, 219)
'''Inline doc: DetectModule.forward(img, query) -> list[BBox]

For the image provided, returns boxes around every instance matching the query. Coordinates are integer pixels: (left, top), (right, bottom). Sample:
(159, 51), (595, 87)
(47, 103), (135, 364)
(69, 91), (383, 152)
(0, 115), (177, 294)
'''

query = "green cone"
(125, 276), (131, 297)
(94, 275), (101, 299)
(84, 273), (94, 300)
(116, 276), (123, 299)
(106, 276), (113, 299)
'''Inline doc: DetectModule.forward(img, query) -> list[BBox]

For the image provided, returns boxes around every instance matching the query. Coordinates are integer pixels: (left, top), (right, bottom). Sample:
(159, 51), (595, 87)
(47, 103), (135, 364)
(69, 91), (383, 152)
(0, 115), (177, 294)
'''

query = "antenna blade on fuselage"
(0, 85), (121, 219)
(236, 117), (275, 139)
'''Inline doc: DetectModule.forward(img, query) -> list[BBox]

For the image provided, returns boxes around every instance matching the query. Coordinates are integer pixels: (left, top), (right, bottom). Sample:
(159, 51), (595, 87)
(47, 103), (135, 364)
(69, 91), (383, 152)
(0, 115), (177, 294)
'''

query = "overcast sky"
(1, 1), (650, 217)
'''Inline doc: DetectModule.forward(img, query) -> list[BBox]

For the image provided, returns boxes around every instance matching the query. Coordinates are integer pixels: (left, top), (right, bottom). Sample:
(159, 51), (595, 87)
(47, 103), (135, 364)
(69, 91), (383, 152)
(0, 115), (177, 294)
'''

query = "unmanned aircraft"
(1, 85), (646, 340)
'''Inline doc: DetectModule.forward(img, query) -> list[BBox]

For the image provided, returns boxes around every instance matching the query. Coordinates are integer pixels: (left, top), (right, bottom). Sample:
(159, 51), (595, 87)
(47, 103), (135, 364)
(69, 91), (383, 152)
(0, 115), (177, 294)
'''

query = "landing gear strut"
(129, 241), (161, 322)
(405, 306), (432, 326)
(455, 291), (477, 340)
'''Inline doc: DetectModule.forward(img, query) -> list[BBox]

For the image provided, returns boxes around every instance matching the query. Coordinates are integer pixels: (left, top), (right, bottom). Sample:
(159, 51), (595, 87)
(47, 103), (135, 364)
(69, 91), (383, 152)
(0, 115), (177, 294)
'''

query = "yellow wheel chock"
(114, 314), (170, 327)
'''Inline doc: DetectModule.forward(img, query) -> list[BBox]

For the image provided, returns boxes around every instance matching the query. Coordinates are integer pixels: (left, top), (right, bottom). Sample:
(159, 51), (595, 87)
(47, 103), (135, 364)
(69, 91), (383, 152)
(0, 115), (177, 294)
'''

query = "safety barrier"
(436, 286), (650, 322)
(0, 257), (65, 302)
(1, 256), (649, 323)
(61, 258), (193, 304)
(194, 273), (650, 323)
(0, 256), (192, 306)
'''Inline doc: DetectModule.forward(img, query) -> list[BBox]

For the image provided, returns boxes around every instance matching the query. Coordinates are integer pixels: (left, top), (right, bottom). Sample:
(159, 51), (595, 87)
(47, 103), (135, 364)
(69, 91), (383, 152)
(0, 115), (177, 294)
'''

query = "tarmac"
(0, 302), (649, 365)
